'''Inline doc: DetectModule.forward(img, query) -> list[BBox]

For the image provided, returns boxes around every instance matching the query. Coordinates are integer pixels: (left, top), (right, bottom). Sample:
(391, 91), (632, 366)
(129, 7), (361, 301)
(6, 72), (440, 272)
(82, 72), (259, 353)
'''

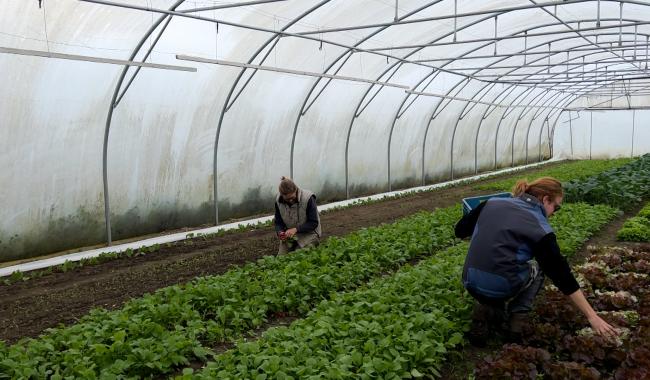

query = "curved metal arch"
(327, 10), (637, 195)
(212, 1), (333, 224)
(472, 40), (642, 175)
(396, 70), (442, 120)
(525, 91), (566, 163)
(467, 28), (650, 173)
(460, 82), (499, 119)
(473, 85), (522, 173)
(431, 78), (473, 120)
(299, 2), (584, 195)
(289, 0), (447, 192)
(417, 17), (644, 183)
(503, 35), (650, 165)
(419, 76), (473, 183)
(386, 70), (441, 191)
(102, 0), (185, 245)
(449, 81), (501, 179)
(508, 89), (557, 166)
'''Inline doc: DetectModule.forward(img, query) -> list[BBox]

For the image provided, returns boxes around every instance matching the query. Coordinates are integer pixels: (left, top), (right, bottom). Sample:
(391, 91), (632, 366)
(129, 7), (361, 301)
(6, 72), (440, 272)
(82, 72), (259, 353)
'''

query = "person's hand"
(588, 314), (618, 339)
(285, 228), (298, 238)
(278, 231), (287, 241)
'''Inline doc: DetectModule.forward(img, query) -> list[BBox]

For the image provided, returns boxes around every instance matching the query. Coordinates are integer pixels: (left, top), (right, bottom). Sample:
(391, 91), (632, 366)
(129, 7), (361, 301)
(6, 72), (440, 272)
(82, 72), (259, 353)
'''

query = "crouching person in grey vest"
(274, 176), (322, 255)
(455, 177), (617, 347)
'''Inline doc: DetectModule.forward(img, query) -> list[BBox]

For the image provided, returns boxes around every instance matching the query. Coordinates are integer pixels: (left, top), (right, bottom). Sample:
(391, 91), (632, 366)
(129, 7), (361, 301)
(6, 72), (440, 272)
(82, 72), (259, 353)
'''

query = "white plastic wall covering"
(8, 0), (650, 261)
(526, 92), (565, 163)
(347, 7), (520, 190)
(449, 84), (494, 180)
(386, 71), (440, 191)
(419, 75), (468, 184)
(114, 15), (176, 107)
(210, 1), (333, 225)
(0, 0), (172, 261)
(304, 1), (489, 198)
(554, 109), (650, 159)
(101, 0), (185, 246)
(0, 159), (556, 278)
(289, 0), (450, 199)
(474, 87), (519, 173)
(451, 83), (498, 179)
(492, 88), (544, 169)
(510, 90), (556, 166)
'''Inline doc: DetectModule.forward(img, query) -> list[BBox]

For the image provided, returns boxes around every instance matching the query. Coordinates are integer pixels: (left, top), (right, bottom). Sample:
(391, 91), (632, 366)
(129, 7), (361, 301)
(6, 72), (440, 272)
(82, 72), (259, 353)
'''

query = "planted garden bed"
(617, 201), (650, 242)
(474, 245), (650, 379)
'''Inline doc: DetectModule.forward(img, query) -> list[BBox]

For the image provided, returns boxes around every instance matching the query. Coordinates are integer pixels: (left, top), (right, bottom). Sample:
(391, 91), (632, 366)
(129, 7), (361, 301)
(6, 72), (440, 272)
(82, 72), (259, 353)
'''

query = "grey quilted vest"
(275, 188), (322, 237)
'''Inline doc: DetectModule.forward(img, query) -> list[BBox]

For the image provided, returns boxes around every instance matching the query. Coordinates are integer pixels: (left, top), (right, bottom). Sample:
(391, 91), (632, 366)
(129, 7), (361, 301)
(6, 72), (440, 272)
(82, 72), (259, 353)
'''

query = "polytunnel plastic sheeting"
(554, 110), (650, 159)
(1, 0), (164, 261)
(4, 0), (650, 262)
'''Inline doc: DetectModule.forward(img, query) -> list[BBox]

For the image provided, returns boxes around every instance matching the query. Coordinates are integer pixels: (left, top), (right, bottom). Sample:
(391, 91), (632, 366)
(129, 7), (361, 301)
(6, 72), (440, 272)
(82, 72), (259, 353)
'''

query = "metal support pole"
(620, 2), (624, 46)
(597, 0), (601, 27)
(453, 0), (457, 42)
(494, 16), (498, 56)
(590, 111), (593, 160)
(569, 111), (574, 157)
(630, 110), (636, 157)
(524, 31), (527, 64)
(394, 0), (398, 21)
(634, 25), (638, 59)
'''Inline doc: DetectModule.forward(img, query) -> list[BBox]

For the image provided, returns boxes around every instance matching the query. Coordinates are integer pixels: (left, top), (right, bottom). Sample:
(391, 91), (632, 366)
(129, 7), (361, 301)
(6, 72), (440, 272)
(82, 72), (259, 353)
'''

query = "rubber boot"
(468, 302), (490, 347)
(506, 312), (530, 344)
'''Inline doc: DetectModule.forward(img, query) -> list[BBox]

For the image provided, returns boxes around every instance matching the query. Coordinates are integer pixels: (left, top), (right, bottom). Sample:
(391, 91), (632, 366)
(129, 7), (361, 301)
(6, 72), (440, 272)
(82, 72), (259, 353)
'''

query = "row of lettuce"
(617, 201), (650, 242)
(183, 155), (649, 379)
(0, 208), (461, 378)
(184, 203), (619, 379)
(0, 204), (617, 379)
(1, 155), (648, 378)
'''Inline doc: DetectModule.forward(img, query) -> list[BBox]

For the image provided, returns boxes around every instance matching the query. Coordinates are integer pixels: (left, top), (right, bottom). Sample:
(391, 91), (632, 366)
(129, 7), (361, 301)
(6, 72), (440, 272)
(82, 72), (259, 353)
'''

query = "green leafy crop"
(563, 154), (650, 210)
(617, 202), (650, 242)
(474, 158), (632, 192)
(0, 207), (461, 379)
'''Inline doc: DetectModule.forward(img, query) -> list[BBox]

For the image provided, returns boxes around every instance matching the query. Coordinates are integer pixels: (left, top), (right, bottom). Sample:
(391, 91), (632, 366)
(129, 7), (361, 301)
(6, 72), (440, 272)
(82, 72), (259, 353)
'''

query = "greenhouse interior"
(1, 0), (650, 378)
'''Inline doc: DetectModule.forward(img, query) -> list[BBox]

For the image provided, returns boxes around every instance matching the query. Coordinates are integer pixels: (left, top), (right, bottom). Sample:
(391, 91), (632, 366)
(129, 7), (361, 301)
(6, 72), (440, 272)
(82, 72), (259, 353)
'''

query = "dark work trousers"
(469, 261), (546, 315)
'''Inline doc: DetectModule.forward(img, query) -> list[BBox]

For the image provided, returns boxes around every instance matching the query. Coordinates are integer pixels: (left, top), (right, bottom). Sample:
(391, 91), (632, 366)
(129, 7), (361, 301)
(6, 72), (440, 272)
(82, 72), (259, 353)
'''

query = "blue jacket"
(462, 194), (554, 299)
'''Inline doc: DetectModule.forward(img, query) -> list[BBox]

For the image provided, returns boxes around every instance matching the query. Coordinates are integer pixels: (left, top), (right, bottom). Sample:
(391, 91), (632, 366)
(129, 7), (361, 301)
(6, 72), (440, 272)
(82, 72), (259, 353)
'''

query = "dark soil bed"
(0, 163), (565, 343)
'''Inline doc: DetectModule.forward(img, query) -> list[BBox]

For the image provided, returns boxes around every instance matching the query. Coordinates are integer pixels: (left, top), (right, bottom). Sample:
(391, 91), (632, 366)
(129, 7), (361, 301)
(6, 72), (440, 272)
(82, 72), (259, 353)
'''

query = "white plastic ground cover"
(0, 160), (554, 277)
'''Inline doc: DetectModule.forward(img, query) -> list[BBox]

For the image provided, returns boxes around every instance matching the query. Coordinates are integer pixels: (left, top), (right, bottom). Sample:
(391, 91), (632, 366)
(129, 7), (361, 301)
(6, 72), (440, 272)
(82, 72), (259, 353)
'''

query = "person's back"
(463, 195), (553, 299)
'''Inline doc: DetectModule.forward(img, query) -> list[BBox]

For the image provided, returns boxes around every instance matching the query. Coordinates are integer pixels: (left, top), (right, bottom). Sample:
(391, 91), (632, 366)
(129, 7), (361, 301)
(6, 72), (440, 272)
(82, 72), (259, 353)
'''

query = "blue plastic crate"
(461, 192), (512, 215)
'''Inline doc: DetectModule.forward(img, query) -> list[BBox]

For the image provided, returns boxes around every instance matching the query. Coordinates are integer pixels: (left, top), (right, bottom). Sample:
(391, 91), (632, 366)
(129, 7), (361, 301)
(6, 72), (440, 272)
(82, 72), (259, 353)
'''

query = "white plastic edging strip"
(0, 160), (556, 277)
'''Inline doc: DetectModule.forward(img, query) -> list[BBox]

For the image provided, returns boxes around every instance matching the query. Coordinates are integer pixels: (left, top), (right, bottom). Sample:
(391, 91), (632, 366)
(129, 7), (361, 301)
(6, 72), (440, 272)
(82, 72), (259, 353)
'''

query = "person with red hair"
(455, 177), (616, 346)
